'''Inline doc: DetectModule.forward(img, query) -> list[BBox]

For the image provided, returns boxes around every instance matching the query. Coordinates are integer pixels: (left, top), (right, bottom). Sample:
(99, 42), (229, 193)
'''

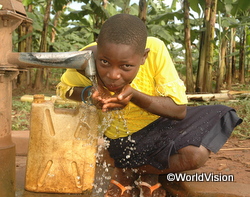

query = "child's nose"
(107, 68), (121, 80)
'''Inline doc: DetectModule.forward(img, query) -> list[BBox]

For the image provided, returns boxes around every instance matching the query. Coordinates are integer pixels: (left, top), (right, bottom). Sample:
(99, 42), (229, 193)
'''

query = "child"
(57, 14), (242, 197)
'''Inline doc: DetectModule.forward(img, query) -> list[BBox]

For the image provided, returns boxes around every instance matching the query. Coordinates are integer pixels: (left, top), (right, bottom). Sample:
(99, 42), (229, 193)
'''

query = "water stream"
(76, 75), (134, 195)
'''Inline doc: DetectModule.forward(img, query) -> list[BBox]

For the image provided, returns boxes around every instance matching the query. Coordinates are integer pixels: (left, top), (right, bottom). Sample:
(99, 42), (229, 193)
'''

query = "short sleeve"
(146, 37), (188, 105)
(57, 69), (92, 99)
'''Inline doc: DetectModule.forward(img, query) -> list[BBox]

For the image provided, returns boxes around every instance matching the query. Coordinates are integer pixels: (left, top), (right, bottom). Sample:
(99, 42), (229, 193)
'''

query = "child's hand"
(91, 85), (112, 110)
(101, 84), (133, 112)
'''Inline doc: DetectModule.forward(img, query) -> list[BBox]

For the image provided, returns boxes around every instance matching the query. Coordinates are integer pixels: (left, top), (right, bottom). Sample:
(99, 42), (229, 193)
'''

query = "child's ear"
(141, 48), (150, 65)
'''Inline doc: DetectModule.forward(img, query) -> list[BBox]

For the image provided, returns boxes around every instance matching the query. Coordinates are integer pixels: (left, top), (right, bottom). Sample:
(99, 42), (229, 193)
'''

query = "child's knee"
(179, 145), (210, 170)
(192, 146), (210, 169)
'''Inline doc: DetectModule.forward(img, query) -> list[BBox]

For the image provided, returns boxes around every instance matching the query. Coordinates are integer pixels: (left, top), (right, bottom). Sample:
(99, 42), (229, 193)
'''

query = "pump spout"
(7, 51), (92, 70)
(85, 52), (96, 78)
(84, 51), (97, 87)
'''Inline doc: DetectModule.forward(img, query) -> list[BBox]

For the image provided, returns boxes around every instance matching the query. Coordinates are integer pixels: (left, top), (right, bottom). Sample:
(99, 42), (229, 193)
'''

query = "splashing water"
(93, 108), (132, 196)
(89, 75), (98, 90)
(78, 78), (141, 196)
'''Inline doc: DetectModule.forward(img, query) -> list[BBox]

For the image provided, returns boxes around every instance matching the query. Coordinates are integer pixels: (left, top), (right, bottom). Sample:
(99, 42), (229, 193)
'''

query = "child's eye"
(100, 59), (109, 65)
(121, 64), (133, 70)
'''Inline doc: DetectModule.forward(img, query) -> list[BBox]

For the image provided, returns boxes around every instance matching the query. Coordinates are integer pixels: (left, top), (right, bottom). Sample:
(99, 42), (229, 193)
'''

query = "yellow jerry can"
(25, 95), (98, 194)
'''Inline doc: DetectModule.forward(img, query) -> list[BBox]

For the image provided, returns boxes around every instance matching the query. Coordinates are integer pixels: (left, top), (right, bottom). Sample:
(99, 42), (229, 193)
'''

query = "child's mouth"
(106, 84), (121, 92)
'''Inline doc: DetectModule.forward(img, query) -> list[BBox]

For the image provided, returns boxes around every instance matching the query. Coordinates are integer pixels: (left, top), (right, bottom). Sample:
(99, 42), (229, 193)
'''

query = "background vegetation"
(15, 0), (250, 93)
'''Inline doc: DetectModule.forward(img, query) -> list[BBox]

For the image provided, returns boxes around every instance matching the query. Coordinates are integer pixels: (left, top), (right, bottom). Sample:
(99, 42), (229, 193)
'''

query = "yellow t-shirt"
(57, 37), (188, 139)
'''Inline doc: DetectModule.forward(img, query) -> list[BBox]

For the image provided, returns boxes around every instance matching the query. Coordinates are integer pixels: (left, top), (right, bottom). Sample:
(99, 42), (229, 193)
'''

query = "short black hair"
(97, 14), (147, 55)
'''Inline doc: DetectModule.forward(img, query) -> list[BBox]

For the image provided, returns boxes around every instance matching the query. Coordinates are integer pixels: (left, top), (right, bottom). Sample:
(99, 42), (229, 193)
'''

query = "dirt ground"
(197, 137), (250, 184)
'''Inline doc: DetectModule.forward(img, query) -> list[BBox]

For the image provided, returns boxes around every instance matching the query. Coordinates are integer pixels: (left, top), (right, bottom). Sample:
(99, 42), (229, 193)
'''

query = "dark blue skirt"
(106, 105), (242, 170)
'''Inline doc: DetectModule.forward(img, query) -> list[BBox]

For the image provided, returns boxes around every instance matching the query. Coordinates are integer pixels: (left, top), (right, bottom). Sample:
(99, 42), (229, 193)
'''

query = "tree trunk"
(231, 28), (236, 82)
(103, 0), (108, 9)
(16, 24), (27, 89)
(216, 35), (227, 92)
(122, 0), (131, 14)
(16, 18), (33, 89)
(139, 0), (147, 23)
(33, 0), (52, 90)
(183, 0), (194, 93)
(196, 0), (211, 93)
(203, 0), (217, 93)
(50, 11), (61, 50)
(246, 27), (250, 80)
(45, 9), (62, 90)
(93, 0), (108, 41)
(239, 26), (245, 84)
(226, 28), (235, 89)
(196, 29), (205, 92)
(26, 4), (33, 88)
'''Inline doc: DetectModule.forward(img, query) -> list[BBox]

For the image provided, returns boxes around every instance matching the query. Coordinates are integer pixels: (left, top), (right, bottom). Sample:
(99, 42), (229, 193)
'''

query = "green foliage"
(53, 0), (69, 12)
(12, 98), (31, 131)
(231, 0), (250, 16)
(146, 0), (183, 45)
(15, 0), (250, 92)
(22, 0), (32, 6)
(189, 0), (204, 16)
(227, 99), (250, 139)
(19, 0), (250, 54)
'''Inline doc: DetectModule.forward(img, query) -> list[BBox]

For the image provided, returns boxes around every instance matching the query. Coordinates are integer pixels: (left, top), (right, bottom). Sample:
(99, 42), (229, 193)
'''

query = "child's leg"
(138, 145), (210, 174)
(97, 144), (115, 167)
(99, 145), (210, 174)
(103, 145), (210, 196)
(133, 145), (210, 196)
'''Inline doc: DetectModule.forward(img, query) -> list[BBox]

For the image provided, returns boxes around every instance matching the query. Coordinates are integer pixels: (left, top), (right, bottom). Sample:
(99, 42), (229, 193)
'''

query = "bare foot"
(139, 174), (166, 197)
(105, 167), (139, 197)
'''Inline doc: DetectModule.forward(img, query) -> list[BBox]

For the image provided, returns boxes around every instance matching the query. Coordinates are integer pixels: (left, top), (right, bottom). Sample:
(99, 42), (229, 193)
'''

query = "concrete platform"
(13, 130), (250, 197)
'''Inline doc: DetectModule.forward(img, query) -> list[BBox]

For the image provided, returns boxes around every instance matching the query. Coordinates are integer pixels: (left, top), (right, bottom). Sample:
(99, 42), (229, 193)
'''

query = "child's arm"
(130, 88), (186, 120)
(101, 84), (186, 120)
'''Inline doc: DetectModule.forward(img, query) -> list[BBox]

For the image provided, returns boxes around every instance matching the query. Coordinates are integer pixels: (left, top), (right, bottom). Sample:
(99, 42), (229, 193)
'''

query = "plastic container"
(25, 95), (98, 193)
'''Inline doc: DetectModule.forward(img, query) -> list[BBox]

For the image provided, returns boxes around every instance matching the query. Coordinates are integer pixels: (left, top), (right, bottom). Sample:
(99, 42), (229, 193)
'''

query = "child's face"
(96, 42), (148, 92)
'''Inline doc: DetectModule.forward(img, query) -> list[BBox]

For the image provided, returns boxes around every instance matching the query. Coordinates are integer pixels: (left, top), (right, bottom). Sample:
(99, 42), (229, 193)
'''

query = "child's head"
(97, 14), (147, 55)
(96, 14), (149, 93)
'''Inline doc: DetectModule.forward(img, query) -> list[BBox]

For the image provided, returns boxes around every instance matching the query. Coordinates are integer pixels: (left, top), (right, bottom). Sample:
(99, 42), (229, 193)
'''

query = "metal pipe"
(7, 51), (91, 70)
(85, 52), (96, 77)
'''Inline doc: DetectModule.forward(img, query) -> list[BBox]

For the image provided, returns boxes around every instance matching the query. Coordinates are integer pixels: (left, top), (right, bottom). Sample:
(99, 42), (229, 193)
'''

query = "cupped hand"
(91, 85), (111, 110)
(91, 84), (134, 112)
(102, 84), (133, 112)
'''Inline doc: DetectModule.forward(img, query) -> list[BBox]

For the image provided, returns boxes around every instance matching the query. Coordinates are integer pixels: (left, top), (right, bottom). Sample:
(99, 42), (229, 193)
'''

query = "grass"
(226, 99), (250, 139)
(11, 91), (250, 139)
(12, 96), (32, 131)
